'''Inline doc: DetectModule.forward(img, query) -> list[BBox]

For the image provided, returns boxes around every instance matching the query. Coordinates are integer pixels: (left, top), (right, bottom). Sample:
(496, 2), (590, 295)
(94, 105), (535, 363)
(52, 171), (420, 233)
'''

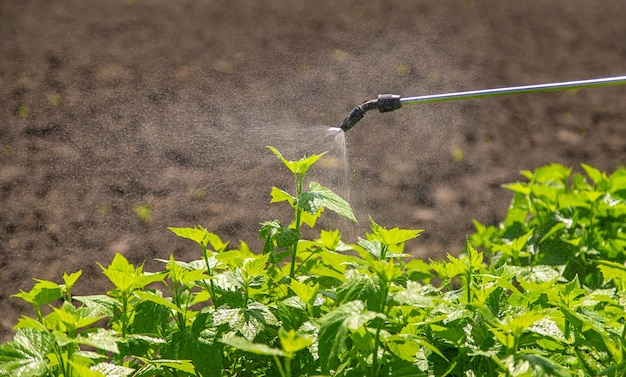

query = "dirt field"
(1, 1), (626, 341)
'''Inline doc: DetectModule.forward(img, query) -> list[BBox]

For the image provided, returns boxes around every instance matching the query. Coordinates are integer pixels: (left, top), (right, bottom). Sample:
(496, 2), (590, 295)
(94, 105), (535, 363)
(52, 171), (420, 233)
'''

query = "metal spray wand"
(339, 75), (626, 132)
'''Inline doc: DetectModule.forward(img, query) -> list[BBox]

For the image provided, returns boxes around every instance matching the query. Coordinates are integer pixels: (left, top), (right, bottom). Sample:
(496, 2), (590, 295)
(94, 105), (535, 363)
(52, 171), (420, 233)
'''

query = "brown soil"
(1, 1), (626, 341)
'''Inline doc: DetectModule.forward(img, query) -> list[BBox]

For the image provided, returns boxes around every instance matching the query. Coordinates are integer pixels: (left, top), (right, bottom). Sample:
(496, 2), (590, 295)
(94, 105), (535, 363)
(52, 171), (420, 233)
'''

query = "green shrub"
(1, 150), (626, 376)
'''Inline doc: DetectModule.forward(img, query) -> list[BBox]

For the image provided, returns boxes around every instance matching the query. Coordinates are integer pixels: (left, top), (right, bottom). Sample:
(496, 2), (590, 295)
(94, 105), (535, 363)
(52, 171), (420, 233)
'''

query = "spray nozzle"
(339, 94), (402, 132)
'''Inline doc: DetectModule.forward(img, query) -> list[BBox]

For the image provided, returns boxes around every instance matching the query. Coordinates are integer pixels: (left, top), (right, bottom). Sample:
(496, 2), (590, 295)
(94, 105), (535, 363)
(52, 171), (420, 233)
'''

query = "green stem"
(290, 173), (304, 279)
(121, 293), (129, 338)
(284, 355), (292, 377)
(372, 281), (390, 376)
(54, 343), (70, 377)
(272, 354), (287, 377)
(201, 244), (218, 309)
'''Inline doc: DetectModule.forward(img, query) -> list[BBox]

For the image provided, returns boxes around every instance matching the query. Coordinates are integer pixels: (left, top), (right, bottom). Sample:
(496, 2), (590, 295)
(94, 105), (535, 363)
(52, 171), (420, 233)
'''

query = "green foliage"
(2, 150), (626, 376)
(472, 162), (626, 288)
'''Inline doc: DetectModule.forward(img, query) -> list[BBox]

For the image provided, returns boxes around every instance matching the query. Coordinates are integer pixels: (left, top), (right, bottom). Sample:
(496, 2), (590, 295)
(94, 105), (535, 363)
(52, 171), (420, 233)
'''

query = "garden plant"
(2, 147), (626, 376)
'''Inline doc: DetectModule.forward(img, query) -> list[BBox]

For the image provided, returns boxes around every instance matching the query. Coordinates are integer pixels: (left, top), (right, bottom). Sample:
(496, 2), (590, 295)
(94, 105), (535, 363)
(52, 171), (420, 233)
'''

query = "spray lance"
(339, 75), (626, 132)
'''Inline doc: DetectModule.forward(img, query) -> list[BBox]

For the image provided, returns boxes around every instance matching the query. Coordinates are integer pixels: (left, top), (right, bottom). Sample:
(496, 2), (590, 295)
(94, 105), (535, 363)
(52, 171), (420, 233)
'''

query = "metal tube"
(400, 75), (626, 106)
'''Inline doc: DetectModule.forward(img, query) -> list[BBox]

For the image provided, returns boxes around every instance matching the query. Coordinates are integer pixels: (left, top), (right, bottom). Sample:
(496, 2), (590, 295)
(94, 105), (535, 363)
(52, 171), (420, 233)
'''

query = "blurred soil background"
(1, 1), (626, 341)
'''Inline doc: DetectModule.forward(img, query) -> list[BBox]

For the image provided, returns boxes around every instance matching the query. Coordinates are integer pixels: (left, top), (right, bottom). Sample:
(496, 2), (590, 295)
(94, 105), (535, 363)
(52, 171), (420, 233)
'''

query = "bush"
(2, 148), (626, 376)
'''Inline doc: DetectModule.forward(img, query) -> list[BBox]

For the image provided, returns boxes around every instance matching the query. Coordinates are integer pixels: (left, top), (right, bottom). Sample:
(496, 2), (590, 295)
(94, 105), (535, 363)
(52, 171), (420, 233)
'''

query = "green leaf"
(98, 253), (165, 294)
(259, 220), (300, 256)
(385, 335), (421, 362)
(336, 274), (380, 308)
(134, 290), (183, 314)
(270, 187), (295, 204)
(318, 300), (382, 373)
(582, 163), (608, 186)
(131, 300), (170, 336)
(67, 361), (106, 377)
(220, 333), (285, 356)
(13, 316), (47, 332)
(161, 331), (217, 377)
(278, 328), (313, 356)
(45, 304), (106, 332)
(77, 329), (121, 354)
(369, 217), (423, 245)
(241, 254), (270, 281)
(290, 279), (319, 307)
(267, 146), (299, 175)
(12, 279), (62, 307)
(0, 328), (53, 377)
(504, 182), (531, 195)
(63, 270), (82, 292)
(168, 226), (228, 252)
(132, 360), (195, 377)
(267, 146), (326, 177)
(596, 259), (626, 287)
(213, 302), (279, 341)
(150, 359), (196, 374)
(299, 182), (357, 223)
(73, 295), (120, 318)
(513, 353), (572, 377)
(91, 362), (135, 377)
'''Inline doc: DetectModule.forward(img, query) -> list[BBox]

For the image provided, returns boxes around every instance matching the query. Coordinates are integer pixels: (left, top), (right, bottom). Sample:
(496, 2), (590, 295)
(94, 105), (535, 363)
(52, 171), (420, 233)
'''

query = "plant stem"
(272, 355), (287, 377)
(372, 281), (390, 376)
(290, 173), (304, 279)
(284, 356), (292, 377)
(201, 244), (218, 309)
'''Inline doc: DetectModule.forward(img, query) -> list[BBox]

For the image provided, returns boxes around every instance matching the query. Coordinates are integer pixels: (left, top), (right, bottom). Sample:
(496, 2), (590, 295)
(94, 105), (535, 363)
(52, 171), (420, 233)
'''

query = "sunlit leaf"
(63, 270), (82, 292)
(270, 187), (294, 204)
(278, 327), (313, 356)
(318, 300), (382, 373)
(0, 328), (53, 377)
(220, 333), (284, 356)
(299, 182), (357, 223)
(12, 279), (62, 307)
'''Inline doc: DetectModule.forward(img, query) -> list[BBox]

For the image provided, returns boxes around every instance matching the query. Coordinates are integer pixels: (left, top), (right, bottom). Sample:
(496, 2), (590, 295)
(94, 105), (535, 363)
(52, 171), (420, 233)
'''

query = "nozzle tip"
(339, 106), (366, 132)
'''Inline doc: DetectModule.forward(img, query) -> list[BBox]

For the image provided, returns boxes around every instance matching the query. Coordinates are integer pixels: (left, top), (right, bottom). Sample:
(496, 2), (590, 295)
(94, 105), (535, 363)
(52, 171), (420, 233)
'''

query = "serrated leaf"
(77, 329), (121, 354)
(318, 300), (382, 373)
(134, 291), (183, 314)
(168, 226), (228, 252)
(13, 316), (47, 332)
(161, 330), (216, 377)
(290, 279), (318, 307)
(270, 187), (295, 204)
(582, 163), (607, 186)
(336, 274), (380, 308)
(220, 333), (285, 356)
(278, 328), (313, 356)
(267, 146), (326, 177)
(385, 335), (421, 362)
(73, 295), (120, 318)
(63, 270), (82, 291)
(259, 220), (300, 250)
(133, 359), (197, 377)
(213, 302), (279, 341)
(241, 254), (270, 281)
(596, 259), (626, 285)
(0, 328), (53, 377)
(91, 362), (135, 377)
(46, 304), (105, 332)
(67, 361), (106, 377)
(504, 182), (531, 195)
(513, 353), (572, 377)
(299, 182), (358, 223)
(12, 279), (62, 307)
(369, 217), (423, 245)
(152, 359), (196, 374)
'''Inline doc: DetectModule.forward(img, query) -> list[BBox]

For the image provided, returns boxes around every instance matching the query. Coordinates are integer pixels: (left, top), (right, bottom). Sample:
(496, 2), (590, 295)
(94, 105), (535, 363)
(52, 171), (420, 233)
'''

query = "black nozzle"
(339, 94), (402, 132)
